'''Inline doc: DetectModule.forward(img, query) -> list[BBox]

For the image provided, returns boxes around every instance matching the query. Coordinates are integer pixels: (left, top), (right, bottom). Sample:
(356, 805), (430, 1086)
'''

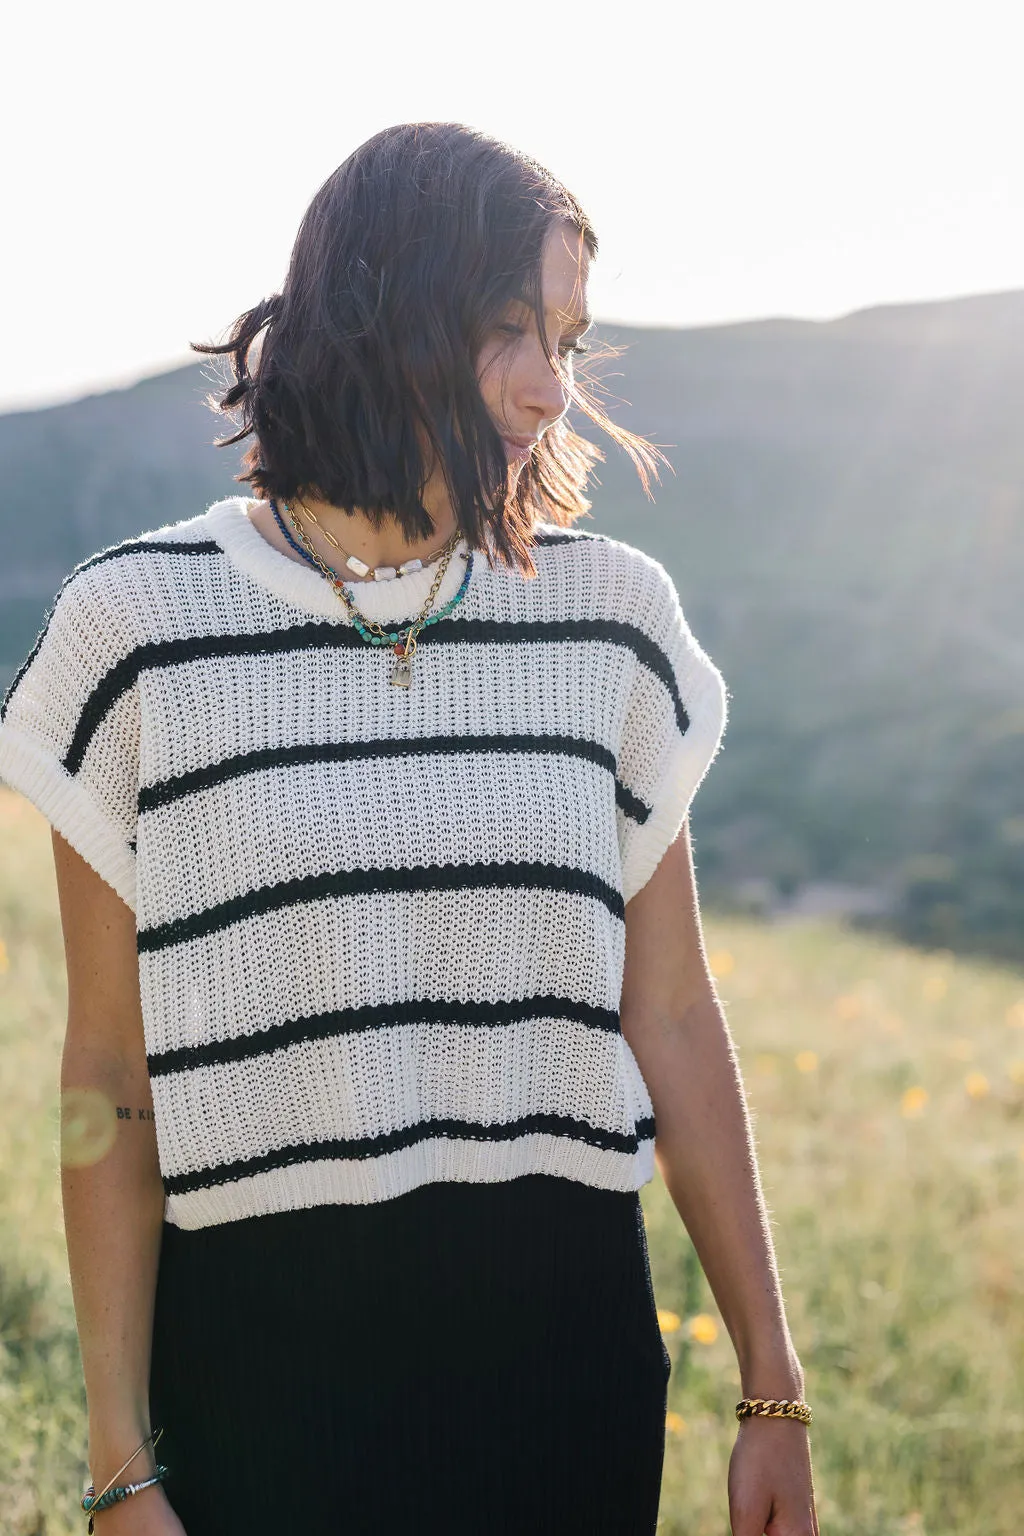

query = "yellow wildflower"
(900, 1086), (929, 1118)
(657, 1309), (681, 1334)
(795, 1051), (818, 1074)
(0, 939), (8, 975)
(665, 1411), (687, 1435)
(688, 1313), (719, 1345)
(964, 1072), (990, 1100)
(709, 950), (735, 979)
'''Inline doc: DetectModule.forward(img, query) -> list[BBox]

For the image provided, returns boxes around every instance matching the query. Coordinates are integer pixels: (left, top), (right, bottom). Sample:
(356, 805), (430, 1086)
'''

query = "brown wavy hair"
(191, 122), (661, 577)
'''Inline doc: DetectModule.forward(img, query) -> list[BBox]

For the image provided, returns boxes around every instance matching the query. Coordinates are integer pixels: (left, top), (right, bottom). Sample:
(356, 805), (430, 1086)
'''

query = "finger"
(763, 1502), (818, 1536)
(730, 1492), (773, 1536)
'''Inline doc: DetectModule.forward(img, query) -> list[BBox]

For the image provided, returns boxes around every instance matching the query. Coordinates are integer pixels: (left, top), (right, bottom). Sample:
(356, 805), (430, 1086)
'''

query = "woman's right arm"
(53, 829), (184, 1531)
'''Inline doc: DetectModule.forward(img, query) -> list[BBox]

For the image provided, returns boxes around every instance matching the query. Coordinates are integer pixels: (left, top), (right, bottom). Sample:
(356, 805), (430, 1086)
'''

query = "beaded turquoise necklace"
(269, 498), (473, 690)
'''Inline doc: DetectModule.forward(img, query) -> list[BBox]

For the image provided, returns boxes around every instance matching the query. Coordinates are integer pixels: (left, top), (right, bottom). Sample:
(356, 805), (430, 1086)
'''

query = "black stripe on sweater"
(136, 728), (641, 811)
(63, 615), (688, 775)
(77, 536), (222, 572)
(136, 860), (625, 955)
(136, 731), (651, 826)
(162, 1112), (658, 1197)
(0, 538), (220, 723)
(532, 529), (608, 546)
(136, 731), (653, 826)
(7, 530), (594, 718)
(2, 528), (596, 723)
(146, 993), (622, 1078)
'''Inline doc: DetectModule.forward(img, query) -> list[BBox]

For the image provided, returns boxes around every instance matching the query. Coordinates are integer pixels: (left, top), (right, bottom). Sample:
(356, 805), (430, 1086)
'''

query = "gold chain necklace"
(292, 498), (455, 582)
(282, 501), (462, 689)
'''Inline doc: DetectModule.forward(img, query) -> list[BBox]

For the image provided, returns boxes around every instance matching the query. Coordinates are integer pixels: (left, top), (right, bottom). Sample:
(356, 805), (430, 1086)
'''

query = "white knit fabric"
(0, 496), (728, 1230)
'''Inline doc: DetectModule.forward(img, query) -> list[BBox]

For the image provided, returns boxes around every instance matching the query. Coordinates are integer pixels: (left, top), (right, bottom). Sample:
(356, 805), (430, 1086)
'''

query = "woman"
(0, 123), (818, 1534)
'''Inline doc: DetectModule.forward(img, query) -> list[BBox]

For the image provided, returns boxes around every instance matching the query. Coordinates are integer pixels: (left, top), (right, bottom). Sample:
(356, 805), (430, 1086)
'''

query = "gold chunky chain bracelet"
(735, 1397), (813, 1426)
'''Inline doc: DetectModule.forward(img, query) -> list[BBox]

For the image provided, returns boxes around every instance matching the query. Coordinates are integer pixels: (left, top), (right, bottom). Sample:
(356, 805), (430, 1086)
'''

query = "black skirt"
(148, 1174), (671, 1535)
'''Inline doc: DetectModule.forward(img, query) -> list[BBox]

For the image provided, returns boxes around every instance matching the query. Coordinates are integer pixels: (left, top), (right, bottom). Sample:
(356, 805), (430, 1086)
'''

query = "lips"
(502, 436), (536, 460)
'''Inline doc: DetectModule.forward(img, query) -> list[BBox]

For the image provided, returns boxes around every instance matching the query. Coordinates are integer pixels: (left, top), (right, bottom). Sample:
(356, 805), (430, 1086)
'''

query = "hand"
(727, 1418), (820, 1536)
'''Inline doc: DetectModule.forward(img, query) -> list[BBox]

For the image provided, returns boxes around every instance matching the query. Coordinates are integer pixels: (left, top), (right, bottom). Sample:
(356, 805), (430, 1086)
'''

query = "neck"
(288, 487), (459, 578)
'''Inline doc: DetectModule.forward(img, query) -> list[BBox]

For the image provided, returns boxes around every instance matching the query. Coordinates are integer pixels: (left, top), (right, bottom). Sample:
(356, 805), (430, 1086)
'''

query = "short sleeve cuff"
(0, 722), (137, 911)
(620, 661), (727, 905)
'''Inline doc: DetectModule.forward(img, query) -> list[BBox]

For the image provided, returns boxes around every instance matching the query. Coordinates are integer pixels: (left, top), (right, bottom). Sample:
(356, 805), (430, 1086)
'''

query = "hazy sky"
(4, 0), (1022, 411)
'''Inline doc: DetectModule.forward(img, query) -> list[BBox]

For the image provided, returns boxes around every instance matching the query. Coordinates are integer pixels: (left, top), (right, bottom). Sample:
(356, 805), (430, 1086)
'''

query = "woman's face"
(476, 220), (593, 476)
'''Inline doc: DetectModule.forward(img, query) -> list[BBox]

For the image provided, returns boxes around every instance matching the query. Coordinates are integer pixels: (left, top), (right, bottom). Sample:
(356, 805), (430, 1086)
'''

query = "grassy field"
(1, 784), (1022, 1535)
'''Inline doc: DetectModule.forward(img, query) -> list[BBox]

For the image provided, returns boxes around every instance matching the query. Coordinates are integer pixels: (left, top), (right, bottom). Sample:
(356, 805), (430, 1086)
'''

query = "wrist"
(736, 1343), (805, 1401)
(88, 1420), (161, 1485)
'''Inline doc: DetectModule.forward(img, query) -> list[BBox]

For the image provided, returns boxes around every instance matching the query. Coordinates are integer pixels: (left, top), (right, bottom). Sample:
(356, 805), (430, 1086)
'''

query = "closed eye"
(495, 320), (589, 361)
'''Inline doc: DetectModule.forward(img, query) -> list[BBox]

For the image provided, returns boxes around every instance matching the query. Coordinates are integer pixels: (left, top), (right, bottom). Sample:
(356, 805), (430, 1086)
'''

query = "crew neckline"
(203, 496), (480, 627)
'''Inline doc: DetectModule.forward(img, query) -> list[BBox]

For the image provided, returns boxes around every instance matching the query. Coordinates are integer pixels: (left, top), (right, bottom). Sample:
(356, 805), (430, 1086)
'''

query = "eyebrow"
(508, 294), (593, 332)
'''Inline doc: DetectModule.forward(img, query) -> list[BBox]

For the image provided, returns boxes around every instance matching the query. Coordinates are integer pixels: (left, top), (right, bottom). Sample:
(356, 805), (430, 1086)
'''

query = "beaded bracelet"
(735, 1396), (813, 1426)
(81, 1426), (166, 1531)
(81, 1466), (169, 1530)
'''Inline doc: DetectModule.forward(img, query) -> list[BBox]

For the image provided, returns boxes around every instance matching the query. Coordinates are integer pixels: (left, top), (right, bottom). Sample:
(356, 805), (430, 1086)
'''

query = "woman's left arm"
(621, 817), (819, 1536)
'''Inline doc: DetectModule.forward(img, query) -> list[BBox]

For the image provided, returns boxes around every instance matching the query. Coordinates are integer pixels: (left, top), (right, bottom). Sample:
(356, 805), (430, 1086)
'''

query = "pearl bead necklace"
(287, 497), (454, 581)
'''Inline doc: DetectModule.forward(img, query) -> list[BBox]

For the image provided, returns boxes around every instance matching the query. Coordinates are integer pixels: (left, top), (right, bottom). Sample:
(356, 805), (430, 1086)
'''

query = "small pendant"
(390, 645), (413, 689)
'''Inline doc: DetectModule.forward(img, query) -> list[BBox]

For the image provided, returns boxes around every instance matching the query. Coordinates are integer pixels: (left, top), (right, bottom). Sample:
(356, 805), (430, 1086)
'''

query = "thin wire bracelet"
(83, 1427), (165, 1512)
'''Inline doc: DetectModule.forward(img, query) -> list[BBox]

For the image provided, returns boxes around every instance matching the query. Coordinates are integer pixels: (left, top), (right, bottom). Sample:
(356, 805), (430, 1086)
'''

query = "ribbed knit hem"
(0, 723), (136, 911)
(164, 1131), (657, 1230)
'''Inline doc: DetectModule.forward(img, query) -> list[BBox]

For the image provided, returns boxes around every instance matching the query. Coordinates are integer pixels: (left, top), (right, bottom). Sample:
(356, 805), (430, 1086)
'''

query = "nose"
(521, 334), (571, 429)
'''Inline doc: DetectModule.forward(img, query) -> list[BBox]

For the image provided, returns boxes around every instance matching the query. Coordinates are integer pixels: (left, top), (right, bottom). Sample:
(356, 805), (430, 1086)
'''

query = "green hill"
(2, 292), (1021, 962)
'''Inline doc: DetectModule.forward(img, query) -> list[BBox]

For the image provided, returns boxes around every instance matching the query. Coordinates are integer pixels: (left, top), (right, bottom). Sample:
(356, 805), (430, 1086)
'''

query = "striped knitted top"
(0, 495), (728, 1231)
